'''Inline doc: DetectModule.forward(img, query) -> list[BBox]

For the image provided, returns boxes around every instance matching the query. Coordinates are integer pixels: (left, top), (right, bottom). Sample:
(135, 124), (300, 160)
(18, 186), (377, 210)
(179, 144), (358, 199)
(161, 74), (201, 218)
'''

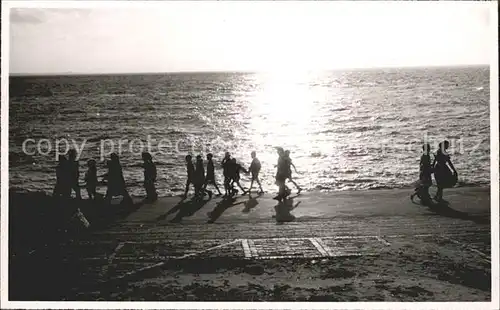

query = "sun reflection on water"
(247, 71), (331, 152)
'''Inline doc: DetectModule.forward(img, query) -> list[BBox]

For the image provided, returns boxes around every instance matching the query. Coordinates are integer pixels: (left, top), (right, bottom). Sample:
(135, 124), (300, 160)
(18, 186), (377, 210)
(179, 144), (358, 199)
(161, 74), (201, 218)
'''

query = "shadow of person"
(117, 199), (145, 218)
(286, 194), (300, 200)
(207, 196), (244, 223)
(242, 194), (260, 213)
(169, 198), (210, 223)
(273, 197), (301, 224)
(427, 201), (490, 225)
(411, 196), (434, 207)
(155, 198), (191, 221)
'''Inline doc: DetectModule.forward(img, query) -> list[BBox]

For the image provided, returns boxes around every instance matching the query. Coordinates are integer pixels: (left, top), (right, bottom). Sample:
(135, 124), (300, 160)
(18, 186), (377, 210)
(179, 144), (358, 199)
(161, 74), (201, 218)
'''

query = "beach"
(8, 186), (491, 301)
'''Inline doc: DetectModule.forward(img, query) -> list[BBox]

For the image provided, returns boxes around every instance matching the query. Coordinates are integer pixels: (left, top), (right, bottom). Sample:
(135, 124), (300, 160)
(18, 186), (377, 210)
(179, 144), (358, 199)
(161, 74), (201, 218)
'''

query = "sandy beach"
(8, 186), (491, 301)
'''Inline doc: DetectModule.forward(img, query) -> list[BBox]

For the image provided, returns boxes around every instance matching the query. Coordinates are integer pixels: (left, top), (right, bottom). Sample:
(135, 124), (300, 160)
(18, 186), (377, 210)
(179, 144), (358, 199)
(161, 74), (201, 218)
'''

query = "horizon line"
(9, 63), (490, 77)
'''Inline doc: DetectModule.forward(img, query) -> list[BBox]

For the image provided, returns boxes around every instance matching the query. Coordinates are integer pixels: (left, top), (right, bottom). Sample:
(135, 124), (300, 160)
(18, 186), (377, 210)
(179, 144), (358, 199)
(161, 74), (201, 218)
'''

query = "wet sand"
(8, 186), (491, 301)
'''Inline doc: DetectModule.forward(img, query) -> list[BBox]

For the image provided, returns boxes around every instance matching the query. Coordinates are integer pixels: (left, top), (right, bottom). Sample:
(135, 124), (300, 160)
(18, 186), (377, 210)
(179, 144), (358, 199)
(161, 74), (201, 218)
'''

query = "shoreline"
(7, 181), (491, 199)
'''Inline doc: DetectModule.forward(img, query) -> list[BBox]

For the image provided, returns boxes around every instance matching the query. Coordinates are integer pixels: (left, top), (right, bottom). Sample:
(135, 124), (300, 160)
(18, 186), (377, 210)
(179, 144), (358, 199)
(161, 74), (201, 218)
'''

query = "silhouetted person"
(230, 158), (248, 196)
(53, 155), (70, 198)
(410, 144), (433, 205)
(103, 153), (133, 205)
(274, 147), (290, 201)
(221, 152), (232, 197)
(284, 150), (302, 194)
(84, 159), (98, 200)
(68, 149), (82, 199)
(142, 152), (158, 202)
(432, 140), (458, 203)
(194, 155), (212, 200)
(182, 155), (195, 199)
(247, 151), (264, 194)
(203, 153), (222, 196)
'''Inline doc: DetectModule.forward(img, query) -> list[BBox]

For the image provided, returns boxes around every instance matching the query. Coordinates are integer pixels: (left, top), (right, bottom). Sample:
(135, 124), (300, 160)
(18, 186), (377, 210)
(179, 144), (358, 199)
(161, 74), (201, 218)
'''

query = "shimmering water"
(9, 66), (490, 197)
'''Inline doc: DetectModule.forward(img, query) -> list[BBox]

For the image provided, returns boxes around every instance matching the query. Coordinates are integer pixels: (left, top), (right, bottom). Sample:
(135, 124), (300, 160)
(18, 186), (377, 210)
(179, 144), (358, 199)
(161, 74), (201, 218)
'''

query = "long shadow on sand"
(273, 195), (302, 224)
(207, 196), (245, 223)
(156, 197), (210, 223)
(241, 193), (264, 213)
(156, 198), (189, 221)
(426, 201), (490, 225)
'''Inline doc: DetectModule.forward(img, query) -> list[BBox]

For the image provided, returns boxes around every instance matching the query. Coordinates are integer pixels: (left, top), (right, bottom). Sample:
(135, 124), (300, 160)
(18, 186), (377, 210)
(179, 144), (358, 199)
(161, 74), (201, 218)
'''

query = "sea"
(9, 66), (490, 198)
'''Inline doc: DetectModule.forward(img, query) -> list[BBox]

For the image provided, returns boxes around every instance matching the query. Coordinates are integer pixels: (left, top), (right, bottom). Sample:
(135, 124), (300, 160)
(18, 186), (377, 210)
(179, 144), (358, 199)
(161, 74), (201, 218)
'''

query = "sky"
(8, 1), (494, 74)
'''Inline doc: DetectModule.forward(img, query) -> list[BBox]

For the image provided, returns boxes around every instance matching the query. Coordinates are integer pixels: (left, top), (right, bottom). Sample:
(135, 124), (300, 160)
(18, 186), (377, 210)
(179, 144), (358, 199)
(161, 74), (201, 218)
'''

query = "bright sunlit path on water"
(250, 72), (321, 142)
(244, 72), (337, 176)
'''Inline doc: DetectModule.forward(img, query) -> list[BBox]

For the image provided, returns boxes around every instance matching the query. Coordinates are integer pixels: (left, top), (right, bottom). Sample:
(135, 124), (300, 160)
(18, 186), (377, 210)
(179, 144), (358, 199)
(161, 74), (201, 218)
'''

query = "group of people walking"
(411, 140), (458, 205)
(53, 141), (458, 205)
(53, 148), (303, 204)
(183, 149), (302, 201)
(53, 151), (155, 204)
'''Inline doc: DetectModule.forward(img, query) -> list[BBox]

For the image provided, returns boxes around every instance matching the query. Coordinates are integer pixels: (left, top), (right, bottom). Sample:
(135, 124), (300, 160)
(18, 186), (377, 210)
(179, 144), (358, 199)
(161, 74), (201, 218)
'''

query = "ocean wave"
(100, 93), (136, 97)
(367, 184), (412, 190)
(343, 150), (369, 157)
(11, 89), (55, 98)
(456, 180), (489, 187)
(87, 134), (113, 143)
(167, 129), (187, 135)
(338, 125), (383, 133)
(51, 91), (80, 96)
(335, 178), (378, 184)
(217, 98), (235, 103)
(154, 161), (175, 167)
(330, 107), (348, 112)
(129, 106), (152, 112)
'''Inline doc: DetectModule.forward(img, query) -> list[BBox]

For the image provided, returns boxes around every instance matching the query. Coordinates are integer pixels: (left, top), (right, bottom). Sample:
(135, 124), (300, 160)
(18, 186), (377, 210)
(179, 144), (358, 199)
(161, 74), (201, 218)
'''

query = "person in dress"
(142, 152), (158, 202)
(432, 140), (458, 203)
(53, 155), (70, 198)
(203, 153), (223, 196)
(102, 153), (133, 205)
(194, 155), (212, 200)
(410, 144), (433, 205)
